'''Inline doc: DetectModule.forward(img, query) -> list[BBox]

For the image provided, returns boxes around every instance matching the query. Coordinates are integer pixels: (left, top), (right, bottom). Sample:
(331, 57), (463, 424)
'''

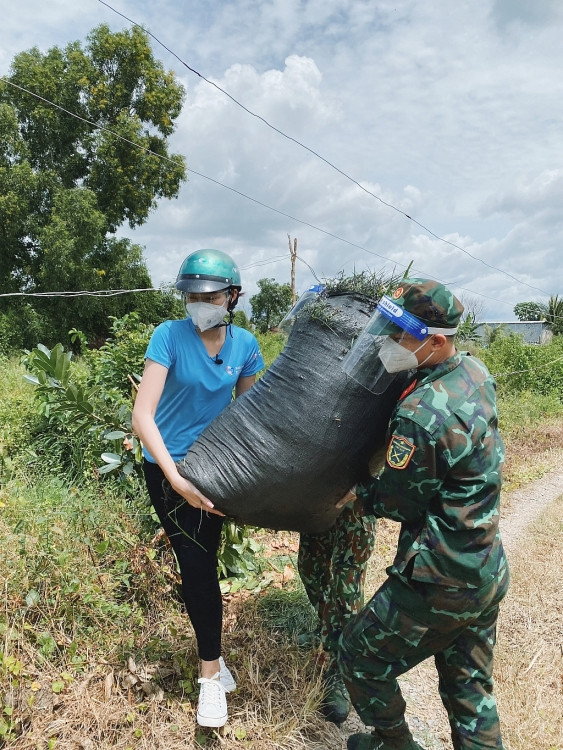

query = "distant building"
(475, 320), (552, 345)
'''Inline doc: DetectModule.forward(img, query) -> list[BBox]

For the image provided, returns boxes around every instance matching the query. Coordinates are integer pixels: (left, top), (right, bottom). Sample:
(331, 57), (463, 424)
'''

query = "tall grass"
(1, 332), (563, 748)
(495, 498), (563, 750)
(0, 474), (159, 658)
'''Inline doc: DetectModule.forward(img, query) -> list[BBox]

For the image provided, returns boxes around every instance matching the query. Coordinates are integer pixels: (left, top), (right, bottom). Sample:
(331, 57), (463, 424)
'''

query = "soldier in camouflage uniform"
(298, 504), (377, 724)
(337, 279), (509, 750)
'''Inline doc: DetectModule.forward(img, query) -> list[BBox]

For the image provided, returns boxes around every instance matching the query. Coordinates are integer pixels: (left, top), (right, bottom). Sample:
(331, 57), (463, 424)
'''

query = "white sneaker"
(196, 672), (228, 727)
(219, 656), (236, 692)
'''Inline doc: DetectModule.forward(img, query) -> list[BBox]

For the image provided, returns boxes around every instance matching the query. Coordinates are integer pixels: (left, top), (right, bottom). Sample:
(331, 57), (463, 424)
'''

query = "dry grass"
(2, 593), (334, 749)
(495, 497), (563, 750)
(1, 417), (562, 749)
(501, 417), (563, 498)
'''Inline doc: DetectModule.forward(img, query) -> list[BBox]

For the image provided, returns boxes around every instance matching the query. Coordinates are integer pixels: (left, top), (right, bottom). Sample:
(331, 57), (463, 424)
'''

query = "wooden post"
(288, 234), (297, 304)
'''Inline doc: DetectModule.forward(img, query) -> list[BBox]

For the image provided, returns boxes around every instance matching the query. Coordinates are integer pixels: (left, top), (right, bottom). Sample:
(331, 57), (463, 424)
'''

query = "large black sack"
(175, 292), (408, 534)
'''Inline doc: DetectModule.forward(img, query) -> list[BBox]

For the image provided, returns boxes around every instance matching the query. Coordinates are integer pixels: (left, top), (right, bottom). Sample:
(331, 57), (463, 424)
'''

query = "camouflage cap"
(379, 278), (464, 335)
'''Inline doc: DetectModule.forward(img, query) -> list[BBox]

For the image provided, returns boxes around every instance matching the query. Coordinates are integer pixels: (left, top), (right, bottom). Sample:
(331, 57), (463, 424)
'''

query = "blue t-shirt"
(143, 318), (264, 462)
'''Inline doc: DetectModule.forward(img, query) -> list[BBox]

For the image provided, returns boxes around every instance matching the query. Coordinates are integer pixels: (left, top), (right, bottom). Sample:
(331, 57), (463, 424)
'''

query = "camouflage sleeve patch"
(386, 434), (416, 470)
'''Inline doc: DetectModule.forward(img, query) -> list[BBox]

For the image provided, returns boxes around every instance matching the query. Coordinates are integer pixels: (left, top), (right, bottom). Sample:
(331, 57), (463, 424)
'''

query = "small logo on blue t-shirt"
(226, 365), (244, 376)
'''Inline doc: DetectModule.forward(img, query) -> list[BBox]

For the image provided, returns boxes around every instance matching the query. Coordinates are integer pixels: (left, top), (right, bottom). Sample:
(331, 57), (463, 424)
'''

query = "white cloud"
(2, 0), (563, 321)
(482, 169), (563, 219)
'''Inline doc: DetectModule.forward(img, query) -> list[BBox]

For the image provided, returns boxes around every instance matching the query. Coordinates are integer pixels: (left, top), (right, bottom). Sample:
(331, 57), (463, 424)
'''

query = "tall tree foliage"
(0, 24), (186, 347)
(250, 278), (293, 333)
(513, 301), (545, 322)
(514, 297), (563, 335)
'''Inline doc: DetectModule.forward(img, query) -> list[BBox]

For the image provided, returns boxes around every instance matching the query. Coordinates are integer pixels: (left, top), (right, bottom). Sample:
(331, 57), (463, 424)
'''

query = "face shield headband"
(373, 295), (459, 339)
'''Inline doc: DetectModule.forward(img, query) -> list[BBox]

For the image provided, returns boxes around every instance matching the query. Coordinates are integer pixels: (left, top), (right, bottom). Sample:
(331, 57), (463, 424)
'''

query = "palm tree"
(456, 312), (481, 344)
(540, 295), (563, 335)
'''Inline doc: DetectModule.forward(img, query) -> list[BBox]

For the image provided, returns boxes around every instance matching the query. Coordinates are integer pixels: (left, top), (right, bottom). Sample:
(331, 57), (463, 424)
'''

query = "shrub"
(255, 330), (286, 374)
(0, 354), (39, 482)
(75, 312), (154, 397)
(478, 334), (563, 399)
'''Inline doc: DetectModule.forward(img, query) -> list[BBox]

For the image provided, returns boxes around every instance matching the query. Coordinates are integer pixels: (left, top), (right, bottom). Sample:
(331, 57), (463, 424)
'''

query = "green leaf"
(52, 344), (72, 384)
(101, 452), (122, 463)
(51, 680), (65, 694)
(98, 462), (120, 474)
(104, 430), (126, 440)
(248, 539), (262, 553)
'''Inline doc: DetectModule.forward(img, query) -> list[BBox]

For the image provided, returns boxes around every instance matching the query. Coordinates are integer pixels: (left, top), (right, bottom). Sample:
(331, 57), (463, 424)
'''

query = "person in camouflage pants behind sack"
(336, 278), (509, 750)
(298, 504), (377, 724)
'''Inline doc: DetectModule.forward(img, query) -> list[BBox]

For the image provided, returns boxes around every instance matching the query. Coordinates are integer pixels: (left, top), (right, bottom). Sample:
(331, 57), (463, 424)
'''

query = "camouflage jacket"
(357, 352), (507, 589)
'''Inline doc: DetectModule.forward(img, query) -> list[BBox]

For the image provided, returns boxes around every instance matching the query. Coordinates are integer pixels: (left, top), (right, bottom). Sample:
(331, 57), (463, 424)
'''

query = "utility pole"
(288, 234), (297, 304)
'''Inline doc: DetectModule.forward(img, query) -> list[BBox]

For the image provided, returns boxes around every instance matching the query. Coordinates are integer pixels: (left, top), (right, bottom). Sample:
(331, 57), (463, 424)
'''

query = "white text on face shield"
(378, 296), (404, 319)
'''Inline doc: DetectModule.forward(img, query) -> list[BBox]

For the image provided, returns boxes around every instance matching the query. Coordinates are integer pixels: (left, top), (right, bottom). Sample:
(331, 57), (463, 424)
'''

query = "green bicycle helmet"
(175, 249), (242, 293)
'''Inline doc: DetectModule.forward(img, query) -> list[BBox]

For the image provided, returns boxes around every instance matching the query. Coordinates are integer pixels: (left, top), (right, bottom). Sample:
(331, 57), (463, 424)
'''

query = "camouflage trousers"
(338, 562), (510, 749)
(298, 503), (377, 671)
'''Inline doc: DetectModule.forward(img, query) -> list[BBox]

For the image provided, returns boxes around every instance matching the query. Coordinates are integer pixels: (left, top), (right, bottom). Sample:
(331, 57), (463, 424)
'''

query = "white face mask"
(378, 337), (432, 373)
(186, 301), (228, 331)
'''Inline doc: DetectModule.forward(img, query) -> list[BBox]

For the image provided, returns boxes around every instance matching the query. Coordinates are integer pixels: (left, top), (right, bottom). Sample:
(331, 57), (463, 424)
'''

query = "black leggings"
(143, 461), (224, 661)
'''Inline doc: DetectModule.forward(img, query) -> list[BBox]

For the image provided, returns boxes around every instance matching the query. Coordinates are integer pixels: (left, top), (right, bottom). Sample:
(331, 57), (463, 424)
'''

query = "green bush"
(255, 330), (286, 373)
(77, 312), (154, 397)
(0, 354), (40, 482)
(478, 334), (563, 399)
(498, 390), (563, 435)
(0, 476), (154, 666)
(0, 302), (44, 355)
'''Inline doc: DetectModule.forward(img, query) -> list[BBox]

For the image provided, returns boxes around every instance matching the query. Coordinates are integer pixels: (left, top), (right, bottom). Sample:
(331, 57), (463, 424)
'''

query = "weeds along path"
(317, 466), (563, 750)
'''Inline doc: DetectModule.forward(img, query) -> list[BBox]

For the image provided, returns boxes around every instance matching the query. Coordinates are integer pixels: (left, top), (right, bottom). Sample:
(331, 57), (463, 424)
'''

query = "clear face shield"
(341, 295), (441, 394)
(277, 285), (325, 334)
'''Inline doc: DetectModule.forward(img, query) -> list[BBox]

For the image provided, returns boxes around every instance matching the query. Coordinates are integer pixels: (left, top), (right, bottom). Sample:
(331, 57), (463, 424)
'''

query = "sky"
(1, 0), (563, 321)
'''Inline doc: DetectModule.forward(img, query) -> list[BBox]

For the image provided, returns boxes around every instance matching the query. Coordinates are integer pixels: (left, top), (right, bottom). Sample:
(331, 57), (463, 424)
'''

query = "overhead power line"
(0, 288), (159, 298)
(96, 0), (557, 299)
(241, 255), (289, 270)
(0, 78), (559, 318)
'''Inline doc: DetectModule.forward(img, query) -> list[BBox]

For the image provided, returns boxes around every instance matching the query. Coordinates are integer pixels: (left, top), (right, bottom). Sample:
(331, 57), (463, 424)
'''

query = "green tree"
(513, 301), (545, 321)
(232, 309), (252, 330)
(0, 24), (186, 347)
(250, 278), (293, 333)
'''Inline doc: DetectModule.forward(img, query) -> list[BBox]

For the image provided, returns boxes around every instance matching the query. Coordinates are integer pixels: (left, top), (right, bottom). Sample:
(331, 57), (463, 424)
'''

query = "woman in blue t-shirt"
(132, 249), (264, 729)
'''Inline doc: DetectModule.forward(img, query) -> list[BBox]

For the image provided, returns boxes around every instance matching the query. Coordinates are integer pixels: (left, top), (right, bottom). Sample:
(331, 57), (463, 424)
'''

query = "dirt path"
(312, 467), (563, 750)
